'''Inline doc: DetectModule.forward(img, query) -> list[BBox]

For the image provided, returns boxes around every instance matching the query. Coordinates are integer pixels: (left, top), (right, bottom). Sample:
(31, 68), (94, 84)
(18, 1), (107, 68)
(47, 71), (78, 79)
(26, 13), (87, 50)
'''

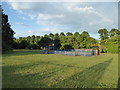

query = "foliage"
(74, 32), (79, 37)
(2, 9), (15, 52)
(13, 29), (120, 51)
(107, 44), (118, 53)
(60, 32), (65, 36)
(109, 28), (119, 37)
(98, 28), (109, 40)
(99, 45), (107, 53)
(98, 28), (119, 53)
(53, 38), (61, 49)
(38, 37), (52, 48)
(66, 32), (73, 36)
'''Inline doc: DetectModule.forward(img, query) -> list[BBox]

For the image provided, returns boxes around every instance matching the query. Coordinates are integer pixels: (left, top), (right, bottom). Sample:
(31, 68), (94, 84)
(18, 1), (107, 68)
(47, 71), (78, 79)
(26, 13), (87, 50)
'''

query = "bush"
(31, 44), (39, 49)
(12, 41), (19, 49)
(107, 44), (118, 53)
(99, 45), (107, 53)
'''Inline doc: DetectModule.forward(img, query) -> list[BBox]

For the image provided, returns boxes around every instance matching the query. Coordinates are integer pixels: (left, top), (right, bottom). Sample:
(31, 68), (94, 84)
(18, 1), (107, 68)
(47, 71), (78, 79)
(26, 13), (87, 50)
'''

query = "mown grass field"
(2, 50), (118, 88)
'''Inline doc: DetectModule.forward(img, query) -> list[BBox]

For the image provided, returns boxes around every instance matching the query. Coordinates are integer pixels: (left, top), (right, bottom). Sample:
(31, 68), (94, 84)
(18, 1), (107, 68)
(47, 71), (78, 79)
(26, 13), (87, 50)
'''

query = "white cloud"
(27, 28), (63, 35)
(5, 0), (120, 2)
(28, 30), (32, 33)
(19, 16), (26, 20)
(15, 22), (30, 27)
(7, 2), (117, 34)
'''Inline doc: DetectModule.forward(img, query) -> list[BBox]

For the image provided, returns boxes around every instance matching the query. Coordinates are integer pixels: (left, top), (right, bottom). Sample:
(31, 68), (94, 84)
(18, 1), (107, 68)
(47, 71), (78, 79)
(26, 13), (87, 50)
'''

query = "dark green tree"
(32, 35), (35, 44)
(109, 28), (119, 37)
(2, 9), (15, 51)
(98, 28), (109, 40)
(19, 40), (29, 49)
(54, 38), (61, 49)
(60, 32), (65, 36)
(38, 37), (52, 48)
(81, 31), (90, 38)
(74, 32), (79, 37)
(49, 33), (54, 40)
(66, 32), (73, 36)
(35, 36), (41, 45)
(54, 33), (59, 39)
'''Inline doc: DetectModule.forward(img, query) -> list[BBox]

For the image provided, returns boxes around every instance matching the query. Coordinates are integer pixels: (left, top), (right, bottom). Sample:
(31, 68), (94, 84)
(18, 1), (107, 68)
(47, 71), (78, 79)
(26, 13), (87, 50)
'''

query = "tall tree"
(66, 36), (75, 47)
(60, 32), (65, 36)
(2, 9), (15, 51)
(98, 28), (109, 40)
(54, 33), (59, 39)
(66, 32), (73, 36)
(54, 38), (61, 49)
(19, 40), (29, 49)
(35, 36), (41, 44)
(109, 28), (119, 37)
(38, 37), (52, 48)
(49, 33), (54, 40)
(53, 33), (61, 49)
(32, 35), (35, 44)
(74, 32), (79, 37)
(81, 31), (90, 38)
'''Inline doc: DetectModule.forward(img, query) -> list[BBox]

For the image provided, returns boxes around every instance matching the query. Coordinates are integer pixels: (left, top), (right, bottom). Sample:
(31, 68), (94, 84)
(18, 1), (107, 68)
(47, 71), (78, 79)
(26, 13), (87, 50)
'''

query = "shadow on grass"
(2, 58), (113, 88)
(2, 58), (84, 88)
(52, 58), (113, 88)
(3, 59), (77, 88)
(2, 50), (43, 57)
(2, 63), (66, 88)
(117, 77), (120, 90)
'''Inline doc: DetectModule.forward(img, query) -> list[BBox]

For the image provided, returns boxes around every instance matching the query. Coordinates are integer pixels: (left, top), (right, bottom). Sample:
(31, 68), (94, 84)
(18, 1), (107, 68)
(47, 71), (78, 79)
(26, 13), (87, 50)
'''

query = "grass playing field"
(2, 50), (118, 88)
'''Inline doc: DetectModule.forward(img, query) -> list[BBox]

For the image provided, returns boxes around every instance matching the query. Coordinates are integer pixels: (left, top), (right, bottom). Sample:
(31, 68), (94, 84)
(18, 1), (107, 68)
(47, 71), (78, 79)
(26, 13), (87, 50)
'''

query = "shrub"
(107, 44), (118, 53)
(31, 44), (39, 49)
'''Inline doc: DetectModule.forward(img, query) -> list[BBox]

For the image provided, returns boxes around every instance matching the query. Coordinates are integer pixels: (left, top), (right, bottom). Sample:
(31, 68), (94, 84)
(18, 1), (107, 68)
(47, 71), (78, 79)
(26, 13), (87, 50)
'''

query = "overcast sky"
(2, 2), (118, 39)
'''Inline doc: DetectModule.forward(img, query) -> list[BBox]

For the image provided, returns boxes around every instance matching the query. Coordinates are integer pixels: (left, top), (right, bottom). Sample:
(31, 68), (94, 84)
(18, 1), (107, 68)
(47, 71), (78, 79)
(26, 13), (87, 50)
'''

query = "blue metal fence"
(43, 49), (97, 56)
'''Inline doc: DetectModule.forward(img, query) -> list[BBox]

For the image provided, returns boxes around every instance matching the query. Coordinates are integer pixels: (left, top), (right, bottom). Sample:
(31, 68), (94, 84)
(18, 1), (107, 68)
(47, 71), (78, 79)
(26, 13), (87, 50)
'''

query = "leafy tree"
(60, 32), (65, 36)
(54, 33), (59, 37)
(27, 36), (31, 42)
(49, 33), (54, 40)
(31, 44), (39, 49)
(98, 28), (109, 40)
(38, 37), (52, 48)
(99, 45), (107, 53)
(12, 39), (19, 49)
(109, 28), (119, 37)
(32, 35), (35, 44)
(53, 33), (61, 49)
(98, 29), (119, 53)
(66, 36), (75, 47)
(44, 34), (48, 37)
(73, 41), (79, 49)
(107, 44), (118, 53)
(2, 9), (15, 51)
(66, 32), (73, 36)
(54, 33), (59, 39)
(19, 40), (29, 49)
(63, 44), (73, 50)
(81, 31), (90, 38)
(85, 37), (98, 48)
(35, 36), (41, 45)
(53, 38), (61, 49)
(74, 32), (79, 37)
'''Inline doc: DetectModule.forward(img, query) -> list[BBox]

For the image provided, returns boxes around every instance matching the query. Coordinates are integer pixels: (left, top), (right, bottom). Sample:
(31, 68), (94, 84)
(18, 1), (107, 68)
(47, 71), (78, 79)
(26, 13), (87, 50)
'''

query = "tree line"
(12, 31), (97, 50)
(2, 8), (119, 53)
(12, 28), (119, 53)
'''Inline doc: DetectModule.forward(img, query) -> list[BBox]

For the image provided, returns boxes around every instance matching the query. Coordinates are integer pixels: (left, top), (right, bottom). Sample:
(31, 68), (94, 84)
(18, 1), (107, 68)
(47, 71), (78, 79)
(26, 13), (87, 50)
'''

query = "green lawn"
(2, 50), (118, 88)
